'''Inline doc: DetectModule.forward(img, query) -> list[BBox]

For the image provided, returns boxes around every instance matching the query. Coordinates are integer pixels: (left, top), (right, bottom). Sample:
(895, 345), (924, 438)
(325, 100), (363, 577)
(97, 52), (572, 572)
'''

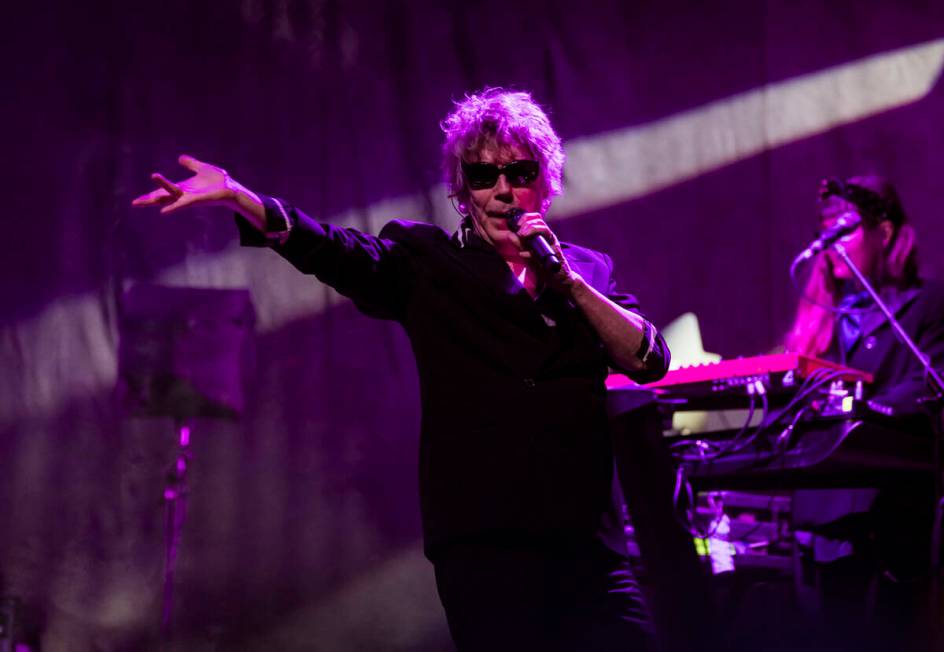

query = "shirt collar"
(452, 216), (492, 252)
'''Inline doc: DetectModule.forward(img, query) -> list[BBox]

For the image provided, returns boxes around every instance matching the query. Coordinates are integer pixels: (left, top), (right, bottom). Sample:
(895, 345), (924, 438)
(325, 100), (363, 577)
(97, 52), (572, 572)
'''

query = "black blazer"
(832, 280), (944, 417)
(793, 280), (944, 567)
(238, 197), (670, 555)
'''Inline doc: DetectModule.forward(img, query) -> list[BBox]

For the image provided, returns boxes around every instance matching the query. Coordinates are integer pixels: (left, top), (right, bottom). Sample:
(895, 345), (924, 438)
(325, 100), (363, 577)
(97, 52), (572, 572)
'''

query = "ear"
(878, 220), (894, 247)
(887, 223), (916, 277)
(455, 190), (470, 216)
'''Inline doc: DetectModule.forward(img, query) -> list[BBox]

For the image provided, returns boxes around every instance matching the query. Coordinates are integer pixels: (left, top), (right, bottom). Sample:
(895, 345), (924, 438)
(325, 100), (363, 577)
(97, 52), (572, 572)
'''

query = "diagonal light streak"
(552, 36), (944, 217)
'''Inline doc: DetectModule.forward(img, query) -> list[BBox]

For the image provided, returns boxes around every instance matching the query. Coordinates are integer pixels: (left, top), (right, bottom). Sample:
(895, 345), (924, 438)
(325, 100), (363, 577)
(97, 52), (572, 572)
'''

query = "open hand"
(131, 154), (236, 214)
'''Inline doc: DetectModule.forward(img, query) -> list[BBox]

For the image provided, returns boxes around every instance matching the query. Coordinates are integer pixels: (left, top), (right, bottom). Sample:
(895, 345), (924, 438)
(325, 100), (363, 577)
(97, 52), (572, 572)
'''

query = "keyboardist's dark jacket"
(830, 280), (944, 417)
(795, 279), (944, 568)
(237, 197), (670, 556)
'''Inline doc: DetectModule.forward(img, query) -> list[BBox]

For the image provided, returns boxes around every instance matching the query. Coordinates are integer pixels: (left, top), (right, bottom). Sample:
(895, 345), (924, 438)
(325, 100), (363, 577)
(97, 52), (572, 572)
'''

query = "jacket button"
(523, 377), (536, 388)
(864, 336), (877, 350)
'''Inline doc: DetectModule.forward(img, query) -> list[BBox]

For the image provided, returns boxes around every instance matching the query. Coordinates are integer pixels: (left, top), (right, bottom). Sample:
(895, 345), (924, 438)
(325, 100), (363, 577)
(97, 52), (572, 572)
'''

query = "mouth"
(484, 212), (517, 230)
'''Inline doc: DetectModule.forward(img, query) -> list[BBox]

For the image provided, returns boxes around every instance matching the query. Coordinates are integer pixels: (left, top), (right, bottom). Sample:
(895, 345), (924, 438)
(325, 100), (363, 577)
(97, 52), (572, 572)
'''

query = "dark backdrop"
(1, 1), (942, 649)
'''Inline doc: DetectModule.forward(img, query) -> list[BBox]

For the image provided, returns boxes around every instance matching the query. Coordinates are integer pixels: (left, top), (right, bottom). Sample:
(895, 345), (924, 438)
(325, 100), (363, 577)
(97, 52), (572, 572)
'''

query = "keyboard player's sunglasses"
(461, 160), (540, 190)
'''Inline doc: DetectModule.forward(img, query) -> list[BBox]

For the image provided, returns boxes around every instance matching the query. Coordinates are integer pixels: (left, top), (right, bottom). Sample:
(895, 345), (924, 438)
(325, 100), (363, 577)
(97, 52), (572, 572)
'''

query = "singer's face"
(819, 196), (883, 282)
(464, 140), (545, 257)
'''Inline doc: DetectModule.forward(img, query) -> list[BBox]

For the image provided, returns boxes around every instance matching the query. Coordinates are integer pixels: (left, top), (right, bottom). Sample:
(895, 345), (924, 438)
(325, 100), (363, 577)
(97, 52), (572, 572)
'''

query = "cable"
(669, 389), (758, 461)
(673, 464), (724, 540)
(669, 367), (850, 542)
(669, 367), (843, 467)
(773, 404), (812, 452)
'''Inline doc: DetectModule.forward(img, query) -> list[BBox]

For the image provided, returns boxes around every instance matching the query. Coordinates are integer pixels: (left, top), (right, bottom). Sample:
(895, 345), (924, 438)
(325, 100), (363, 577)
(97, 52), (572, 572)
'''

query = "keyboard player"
(783, 175), (944, 649)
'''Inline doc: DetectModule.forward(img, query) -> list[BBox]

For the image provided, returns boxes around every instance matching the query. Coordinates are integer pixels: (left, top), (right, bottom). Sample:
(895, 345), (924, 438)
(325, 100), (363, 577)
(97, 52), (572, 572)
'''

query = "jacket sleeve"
(872, 291), (944, 416)
(600, 253), (671, 384)
(235, 195), (412, 321)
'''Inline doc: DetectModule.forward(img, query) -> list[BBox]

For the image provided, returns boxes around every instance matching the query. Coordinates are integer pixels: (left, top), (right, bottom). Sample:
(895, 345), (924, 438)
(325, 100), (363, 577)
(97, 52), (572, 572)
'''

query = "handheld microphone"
(792, 212), (861, 266)
(506, 209), (563, 274)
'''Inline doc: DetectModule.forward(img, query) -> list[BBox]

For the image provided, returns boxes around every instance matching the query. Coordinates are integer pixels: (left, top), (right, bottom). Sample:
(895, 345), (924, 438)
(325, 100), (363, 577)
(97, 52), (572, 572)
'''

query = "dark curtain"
(1, 1), (942, 649)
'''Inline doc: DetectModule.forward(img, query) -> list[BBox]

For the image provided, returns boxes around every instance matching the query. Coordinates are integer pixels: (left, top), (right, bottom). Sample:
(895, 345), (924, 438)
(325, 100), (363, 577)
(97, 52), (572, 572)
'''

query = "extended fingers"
(178, 154), (204, 172)
(152, 172), (183, 197)
(179, 154), (227, 177)
(131, 176), (178, 206)
(131, 187), (172, 206)
(131, 171), (183, 207)
(159, 193), (198, 215)
(132, 156), (215, 209)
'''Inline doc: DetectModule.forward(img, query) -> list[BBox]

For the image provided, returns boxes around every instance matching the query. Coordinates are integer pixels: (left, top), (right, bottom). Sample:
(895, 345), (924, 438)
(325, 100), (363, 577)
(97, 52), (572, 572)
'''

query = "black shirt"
(238, 196), (670, 556)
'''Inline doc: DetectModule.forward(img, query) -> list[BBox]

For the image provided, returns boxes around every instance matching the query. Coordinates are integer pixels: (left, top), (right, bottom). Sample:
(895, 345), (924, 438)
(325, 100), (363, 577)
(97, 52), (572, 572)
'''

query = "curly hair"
(440, 87), (564, 214)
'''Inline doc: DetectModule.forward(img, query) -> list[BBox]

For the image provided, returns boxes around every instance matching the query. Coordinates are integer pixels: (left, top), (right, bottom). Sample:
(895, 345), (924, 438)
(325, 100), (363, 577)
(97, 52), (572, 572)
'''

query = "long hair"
(440, 87), (564, 215)
(784, 175), (919, 357)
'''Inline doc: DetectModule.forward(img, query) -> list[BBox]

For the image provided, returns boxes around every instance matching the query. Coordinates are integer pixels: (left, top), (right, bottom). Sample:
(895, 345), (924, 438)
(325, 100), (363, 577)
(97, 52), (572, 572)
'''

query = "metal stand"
(161, 420), (192, 644)
(830, 243), (944, 644)
(831, 245), (944, 398)
(117, 284), (255, 647)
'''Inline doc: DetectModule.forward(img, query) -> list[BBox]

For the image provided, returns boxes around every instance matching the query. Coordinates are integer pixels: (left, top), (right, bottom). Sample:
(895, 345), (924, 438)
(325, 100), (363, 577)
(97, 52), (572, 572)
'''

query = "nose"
(493, 173), (513, 200)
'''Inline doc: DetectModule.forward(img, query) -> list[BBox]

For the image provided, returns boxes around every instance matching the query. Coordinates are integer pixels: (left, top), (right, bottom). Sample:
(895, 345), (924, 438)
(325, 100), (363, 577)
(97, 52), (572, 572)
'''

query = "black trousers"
(432, 538), (652, 652)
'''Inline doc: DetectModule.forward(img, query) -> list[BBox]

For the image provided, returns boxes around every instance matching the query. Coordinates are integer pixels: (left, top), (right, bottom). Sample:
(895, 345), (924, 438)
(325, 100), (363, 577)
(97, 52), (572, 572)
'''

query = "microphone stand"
(162, 419), (192, 647)
(829, 242), (944, 641)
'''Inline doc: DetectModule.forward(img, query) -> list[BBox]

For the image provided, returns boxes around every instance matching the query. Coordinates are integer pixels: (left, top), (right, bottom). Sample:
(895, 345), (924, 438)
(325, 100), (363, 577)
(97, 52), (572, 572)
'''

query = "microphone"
(792, 212), (861, 266)
(506, 208), (562, 273)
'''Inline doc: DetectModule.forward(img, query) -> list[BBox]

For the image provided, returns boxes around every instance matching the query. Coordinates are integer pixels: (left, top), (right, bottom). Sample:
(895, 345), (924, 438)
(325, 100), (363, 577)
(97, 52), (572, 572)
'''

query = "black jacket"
(831, 280), (944, 417)
(794, 280), (944, 567)
(238, 197), (670, 555)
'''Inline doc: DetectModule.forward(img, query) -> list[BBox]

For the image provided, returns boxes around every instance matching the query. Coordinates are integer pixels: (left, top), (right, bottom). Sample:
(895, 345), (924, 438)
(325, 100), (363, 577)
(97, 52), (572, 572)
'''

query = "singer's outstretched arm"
(132, 154), (413, 320)
(132, 154), (267, 227)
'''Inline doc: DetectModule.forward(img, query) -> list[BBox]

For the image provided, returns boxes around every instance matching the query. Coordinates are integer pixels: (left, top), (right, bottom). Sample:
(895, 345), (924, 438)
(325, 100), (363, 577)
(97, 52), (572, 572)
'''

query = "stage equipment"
(607, 353), (872, 409)
(668, 405), (932, 490)
(118, 284), (255, 644)
(607, 345), (931, 565)
(802, 237), (944, 642)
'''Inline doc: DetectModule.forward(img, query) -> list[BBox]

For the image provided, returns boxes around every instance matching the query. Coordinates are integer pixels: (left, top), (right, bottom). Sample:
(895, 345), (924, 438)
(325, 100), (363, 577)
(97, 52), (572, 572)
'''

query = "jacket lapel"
(449, 234), (549, 333)
(847, 286), (921, 353)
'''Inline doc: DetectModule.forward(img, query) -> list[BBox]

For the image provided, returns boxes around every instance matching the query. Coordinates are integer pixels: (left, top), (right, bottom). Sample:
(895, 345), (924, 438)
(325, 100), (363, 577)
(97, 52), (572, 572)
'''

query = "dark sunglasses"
(461, 159), (539, 190)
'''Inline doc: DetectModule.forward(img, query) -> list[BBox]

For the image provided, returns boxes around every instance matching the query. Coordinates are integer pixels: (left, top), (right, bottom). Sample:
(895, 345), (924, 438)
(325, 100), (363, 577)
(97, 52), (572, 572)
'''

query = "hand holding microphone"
(506, 208), (563, 274)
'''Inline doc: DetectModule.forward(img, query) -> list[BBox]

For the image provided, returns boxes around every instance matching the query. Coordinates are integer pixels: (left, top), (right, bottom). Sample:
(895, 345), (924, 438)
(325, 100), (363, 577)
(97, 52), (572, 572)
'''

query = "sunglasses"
(461, 159), (540, 190)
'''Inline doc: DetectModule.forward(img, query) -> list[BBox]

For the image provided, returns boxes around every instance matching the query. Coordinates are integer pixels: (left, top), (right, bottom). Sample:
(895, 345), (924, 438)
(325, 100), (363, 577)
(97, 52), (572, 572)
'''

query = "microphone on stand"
(791, 212), (861, 266)
(506, 208), (562, 274)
